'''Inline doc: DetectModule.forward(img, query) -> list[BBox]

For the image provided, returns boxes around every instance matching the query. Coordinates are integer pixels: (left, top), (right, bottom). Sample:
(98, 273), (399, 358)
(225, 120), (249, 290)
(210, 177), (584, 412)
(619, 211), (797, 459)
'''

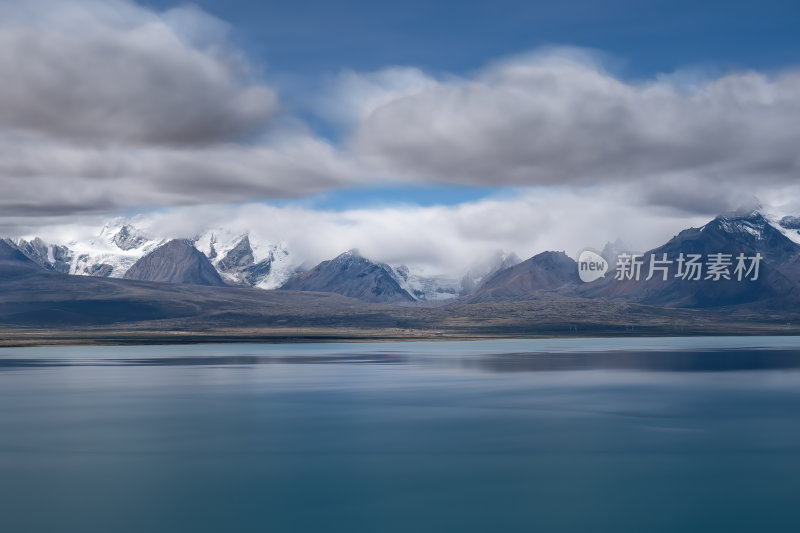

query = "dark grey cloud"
(0, 0), (276, 146)
(633, 175), (763, 216)
(0, 132), (362, 214)
(0, 0), (363, 218)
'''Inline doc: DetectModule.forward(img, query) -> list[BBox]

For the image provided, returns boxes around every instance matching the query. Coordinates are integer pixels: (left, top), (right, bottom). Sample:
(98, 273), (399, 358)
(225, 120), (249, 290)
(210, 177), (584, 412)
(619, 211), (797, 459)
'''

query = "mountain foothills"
(2, 210), (800, 340)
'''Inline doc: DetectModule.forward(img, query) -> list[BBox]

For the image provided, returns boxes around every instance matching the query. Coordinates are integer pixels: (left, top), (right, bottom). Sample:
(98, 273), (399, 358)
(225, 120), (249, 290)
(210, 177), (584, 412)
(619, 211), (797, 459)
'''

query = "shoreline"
(3, 326), (800, 348)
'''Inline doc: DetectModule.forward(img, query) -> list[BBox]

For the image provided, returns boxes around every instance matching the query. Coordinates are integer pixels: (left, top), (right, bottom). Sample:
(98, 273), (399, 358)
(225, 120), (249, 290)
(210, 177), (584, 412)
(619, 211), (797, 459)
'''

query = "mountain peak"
(706, 211), (774, 241)
(217, 235), (254, 272)
(113, 224), (150, 251)
(123, 239), (226, 286)
(328, 249), (371, 269)
(0, 238), (47, 278)
(0, 239), (32, 263)
(468, 250), (580, 301)
(281, 250), (414, 303)
(583, 210), (800, 308)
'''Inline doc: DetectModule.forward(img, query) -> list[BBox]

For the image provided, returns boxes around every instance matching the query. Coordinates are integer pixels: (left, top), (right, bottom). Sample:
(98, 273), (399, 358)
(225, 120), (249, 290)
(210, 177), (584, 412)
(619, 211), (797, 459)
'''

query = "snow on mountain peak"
(713, 211), (770, 240)
(384, 250), (522, 302)
(13, 220), (163, 277)
(192, 228), (295, 289)
(391, 267), (460, 301)
(113, 225), (150, 251)
(765, 212), (800, 246)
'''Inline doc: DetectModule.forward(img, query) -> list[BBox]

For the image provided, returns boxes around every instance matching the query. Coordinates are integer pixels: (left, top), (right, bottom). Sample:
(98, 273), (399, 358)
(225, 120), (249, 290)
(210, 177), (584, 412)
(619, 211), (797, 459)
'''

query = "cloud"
(314, 67), (438, 128)
(16, 189), (712, 276)
(0, 0), (365, 217)
(0, 131), (363, 215)
(1, 0), (799, 229)
(0, 0), (276, 145)
(350, 49), (800, 206)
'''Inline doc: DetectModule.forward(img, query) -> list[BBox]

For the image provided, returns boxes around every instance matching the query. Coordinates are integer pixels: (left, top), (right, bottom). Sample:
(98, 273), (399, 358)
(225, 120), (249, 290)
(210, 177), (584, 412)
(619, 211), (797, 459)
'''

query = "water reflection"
(463, 349), (800, 373)
(2, 343), (800, 373)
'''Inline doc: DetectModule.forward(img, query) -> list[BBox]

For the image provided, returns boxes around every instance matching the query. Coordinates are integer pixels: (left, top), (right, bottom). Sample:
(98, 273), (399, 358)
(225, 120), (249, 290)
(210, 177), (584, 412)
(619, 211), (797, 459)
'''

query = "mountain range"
(463, 210), (800, 310)
(4, 232), (797, 344)
(580, 212), (800, 308)
(4, 210), (800, 312)
(7, 219), (516, 302)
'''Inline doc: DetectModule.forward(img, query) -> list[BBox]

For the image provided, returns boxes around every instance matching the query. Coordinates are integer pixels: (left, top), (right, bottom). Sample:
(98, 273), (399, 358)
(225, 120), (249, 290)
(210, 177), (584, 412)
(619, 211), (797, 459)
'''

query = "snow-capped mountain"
(13, 209), (799, 305)
(581, 210), (800, 308)
(11, 219), (297, 288)
(11, 219), (525, 300)
(385, 250), (522, 301)
(193, 229), (294, 289)
(13, 237), (73, 274)
(389, 265), (460, 301)
(14, 219), (163, 278)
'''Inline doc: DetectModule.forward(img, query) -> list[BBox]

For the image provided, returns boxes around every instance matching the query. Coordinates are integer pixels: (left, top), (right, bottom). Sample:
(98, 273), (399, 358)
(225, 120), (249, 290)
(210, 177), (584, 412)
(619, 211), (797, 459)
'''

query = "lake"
(2, 337), (800, 532)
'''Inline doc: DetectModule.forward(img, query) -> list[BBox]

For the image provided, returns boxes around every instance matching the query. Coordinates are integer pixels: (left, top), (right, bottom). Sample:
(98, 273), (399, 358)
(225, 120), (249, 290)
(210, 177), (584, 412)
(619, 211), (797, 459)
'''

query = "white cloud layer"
(17, 188), (719, 276)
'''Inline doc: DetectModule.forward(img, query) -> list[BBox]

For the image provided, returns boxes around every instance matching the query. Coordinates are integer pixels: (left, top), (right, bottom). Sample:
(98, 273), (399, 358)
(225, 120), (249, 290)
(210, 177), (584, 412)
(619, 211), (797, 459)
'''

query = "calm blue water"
(2, 337), (800, 532)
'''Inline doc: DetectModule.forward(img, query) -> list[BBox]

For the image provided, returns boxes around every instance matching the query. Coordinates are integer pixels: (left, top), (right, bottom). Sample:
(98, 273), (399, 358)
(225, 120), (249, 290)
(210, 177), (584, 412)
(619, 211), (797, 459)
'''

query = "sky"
(2, 0), (800, 274)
